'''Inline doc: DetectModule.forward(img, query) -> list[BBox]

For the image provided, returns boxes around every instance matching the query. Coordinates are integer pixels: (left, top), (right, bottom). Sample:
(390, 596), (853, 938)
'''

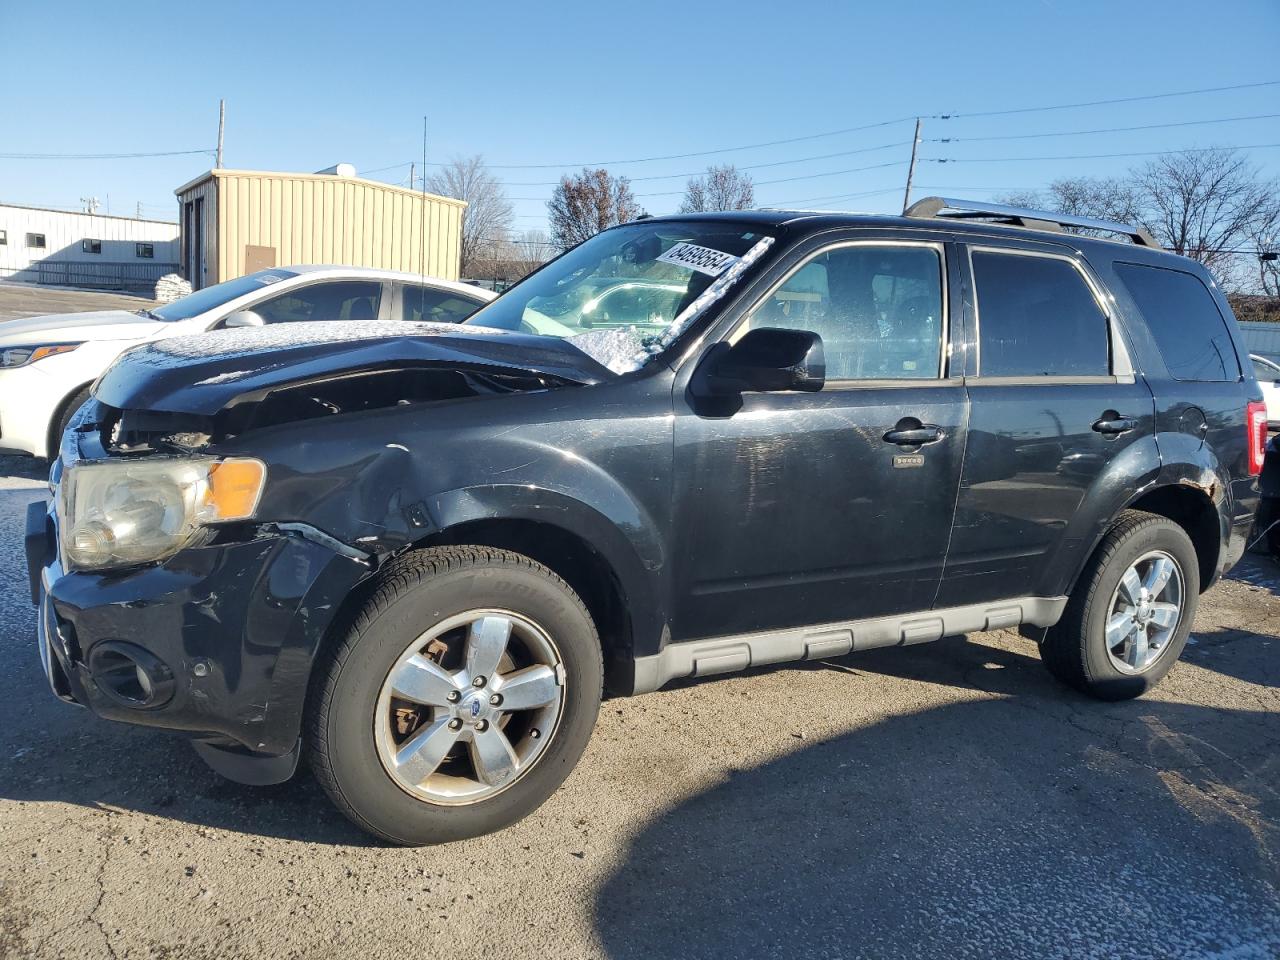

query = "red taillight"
(1247, 400), (1267, 476)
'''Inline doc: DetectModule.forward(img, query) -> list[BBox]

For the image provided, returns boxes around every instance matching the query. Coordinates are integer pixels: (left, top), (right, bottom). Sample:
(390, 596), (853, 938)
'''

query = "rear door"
(670, 234), (969, 641)
(936, 241), (1156, 607)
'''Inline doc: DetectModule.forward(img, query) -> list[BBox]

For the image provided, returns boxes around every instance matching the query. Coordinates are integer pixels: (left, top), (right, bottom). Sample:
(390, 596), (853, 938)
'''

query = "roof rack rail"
(905, 196), (1160, 249)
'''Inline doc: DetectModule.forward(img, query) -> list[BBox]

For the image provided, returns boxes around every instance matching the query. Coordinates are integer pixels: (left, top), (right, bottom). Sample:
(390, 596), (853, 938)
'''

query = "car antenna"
(421, 115), (428, 287)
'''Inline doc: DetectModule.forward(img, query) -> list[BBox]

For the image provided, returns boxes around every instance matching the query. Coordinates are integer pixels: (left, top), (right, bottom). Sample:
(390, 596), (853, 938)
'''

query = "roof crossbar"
(905, 196), (1160, 249)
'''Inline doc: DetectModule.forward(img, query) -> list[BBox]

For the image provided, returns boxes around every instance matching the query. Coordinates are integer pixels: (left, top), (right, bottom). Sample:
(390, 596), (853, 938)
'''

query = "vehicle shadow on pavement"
(594, 638), (1280, 960)
(0, 455), (49, 482)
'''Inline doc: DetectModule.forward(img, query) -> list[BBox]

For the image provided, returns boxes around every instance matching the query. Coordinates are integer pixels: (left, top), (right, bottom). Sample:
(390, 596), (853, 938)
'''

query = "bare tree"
(547, 168), (640, 250)
(426, 155), (513, 276)
(501, 230), (557, 278)
(1000, 176), (1143, 225)
(1134, 148), (1273, 274)
(1243, 199), (1280, 297)
(680, 164), (755, 213)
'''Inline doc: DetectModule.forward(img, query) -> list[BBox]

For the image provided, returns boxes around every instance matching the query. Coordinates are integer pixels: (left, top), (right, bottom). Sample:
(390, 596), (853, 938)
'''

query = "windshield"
(149, 270), (299, 321)
(463, 222), (775, 373)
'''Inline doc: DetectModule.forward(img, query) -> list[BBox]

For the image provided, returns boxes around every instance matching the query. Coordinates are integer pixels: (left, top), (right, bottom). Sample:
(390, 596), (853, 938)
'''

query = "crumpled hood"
(0, 309), (163, 345)
(92, 320), (614, 415)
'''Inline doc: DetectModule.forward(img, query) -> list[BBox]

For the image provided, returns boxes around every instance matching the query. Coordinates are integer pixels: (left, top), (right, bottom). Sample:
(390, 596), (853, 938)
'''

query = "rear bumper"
(29, 503), (368, 757)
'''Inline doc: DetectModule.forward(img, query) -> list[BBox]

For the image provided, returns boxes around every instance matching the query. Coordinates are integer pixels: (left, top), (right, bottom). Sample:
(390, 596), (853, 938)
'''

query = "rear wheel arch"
(1124, 484), (1222, 592)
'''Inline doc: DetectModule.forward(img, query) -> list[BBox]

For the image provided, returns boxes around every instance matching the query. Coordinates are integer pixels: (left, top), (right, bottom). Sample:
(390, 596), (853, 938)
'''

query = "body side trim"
(631, 596), (1068, 693)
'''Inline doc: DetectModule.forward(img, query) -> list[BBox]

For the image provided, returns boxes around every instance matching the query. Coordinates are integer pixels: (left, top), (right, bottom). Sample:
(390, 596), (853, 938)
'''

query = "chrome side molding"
(632, 596), (1068, 694)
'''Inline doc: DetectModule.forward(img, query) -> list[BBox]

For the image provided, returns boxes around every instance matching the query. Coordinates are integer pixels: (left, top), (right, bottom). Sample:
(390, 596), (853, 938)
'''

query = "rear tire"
(308, 546), (602, 845)
(1041, 510), (1199, 701)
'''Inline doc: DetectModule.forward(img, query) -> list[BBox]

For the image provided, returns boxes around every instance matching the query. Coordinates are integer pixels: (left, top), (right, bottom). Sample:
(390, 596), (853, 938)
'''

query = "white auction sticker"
(656, 241), (740, 277)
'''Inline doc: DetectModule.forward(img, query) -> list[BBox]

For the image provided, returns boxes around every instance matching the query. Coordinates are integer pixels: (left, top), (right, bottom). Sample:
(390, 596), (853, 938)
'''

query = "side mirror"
(223, 310), (266, 329)
(698, 327), (825, 395)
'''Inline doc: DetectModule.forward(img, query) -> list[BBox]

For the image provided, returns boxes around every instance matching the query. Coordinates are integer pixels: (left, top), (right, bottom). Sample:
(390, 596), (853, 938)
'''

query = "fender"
(422, 484), (667, 655)
(221, 383), (677, 659)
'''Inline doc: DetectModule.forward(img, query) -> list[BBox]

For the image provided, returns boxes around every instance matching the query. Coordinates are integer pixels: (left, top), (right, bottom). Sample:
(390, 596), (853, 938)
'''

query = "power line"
(361, 79), (1280, 176)
(500, 140), (912, 187)
(0, 149), (215, 160)
(929, 113), (1280, 144)
(941, 79), (1280, 120)
(506, 159), (907, 202)
(926, 142), (1280, 164)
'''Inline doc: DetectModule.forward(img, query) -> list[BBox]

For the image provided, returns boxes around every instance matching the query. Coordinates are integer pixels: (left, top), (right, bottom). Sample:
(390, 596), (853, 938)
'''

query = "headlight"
(59, 457), (266, 571)
(1, 343), (80, 367)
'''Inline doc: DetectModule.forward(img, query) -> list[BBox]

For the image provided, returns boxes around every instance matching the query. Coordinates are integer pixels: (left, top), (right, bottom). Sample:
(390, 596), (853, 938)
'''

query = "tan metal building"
(173, 165), (465, 290)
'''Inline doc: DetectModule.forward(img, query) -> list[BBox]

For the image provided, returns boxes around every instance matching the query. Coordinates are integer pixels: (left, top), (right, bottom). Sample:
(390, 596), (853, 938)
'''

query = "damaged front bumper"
(27, 498), (369, 779)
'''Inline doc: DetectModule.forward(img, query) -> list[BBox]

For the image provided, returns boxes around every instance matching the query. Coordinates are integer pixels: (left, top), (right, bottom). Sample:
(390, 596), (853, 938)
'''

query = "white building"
(0, 203), (180, 291)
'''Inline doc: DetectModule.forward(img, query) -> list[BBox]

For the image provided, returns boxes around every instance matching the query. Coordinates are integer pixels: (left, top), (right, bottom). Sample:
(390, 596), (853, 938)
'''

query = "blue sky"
(2, 0), (1278, 231)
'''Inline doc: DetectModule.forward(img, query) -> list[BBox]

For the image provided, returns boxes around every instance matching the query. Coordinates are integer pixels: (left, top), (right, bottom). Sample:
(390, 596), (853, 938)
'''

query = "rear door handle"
(883, 425), (944, 445)
(1092, 416), (1137, 436)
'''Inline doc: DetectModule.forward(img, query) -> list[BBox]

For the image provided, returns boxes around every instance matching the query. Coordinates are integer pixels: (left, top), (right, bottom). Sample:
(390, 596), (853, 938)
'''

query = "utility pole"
(216, 99), (226, 168)
(902, 117), (922, 214)
(136, 201), (142, 219)
(80, 196), (100, 214)
(409, 162), (415, 191)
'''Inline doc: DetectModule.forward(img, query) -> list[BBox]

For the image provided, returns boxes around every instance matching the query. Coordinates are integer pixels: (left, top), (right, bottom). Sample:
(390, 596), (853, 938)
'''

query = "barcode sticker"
(656, 242), (741, 277)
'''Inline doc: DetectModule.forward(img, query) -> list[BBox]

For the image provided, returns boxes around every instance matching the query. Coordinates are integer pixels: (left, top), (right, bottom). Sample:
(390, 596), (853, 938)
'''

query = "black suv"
(28, 198), (1268, 844)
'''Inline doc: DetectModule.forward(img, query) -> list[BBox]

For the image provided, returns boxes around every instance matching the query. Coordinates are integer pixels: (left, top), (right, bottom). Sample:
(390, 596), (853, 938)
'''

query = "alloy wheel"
(1104, 550), (1184, 674)
(374, 609), (565, 805)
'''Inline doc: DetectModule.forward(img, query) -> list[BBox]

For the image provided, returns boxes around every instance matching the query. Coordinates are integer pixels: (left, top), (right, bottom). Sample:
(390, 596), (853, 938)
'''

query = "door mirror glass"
(223, 310), (266, 329)
(700, 327), (825, 394)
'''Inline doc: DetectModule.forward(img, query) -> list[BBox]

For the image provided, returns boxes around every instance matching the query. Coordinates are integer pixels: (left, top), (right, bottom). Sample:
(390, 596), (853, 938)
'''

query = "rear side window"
(971, 251), (1109, 377)
(1113, 262), (1237, 381)
(401, 285), (484, 324)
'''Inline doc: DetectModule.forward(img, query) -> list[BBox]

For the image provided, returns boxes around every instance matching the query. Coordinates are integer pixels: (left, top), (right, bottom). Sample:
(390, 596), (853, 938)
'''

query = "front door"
(936, 241), (1155, 607)
(671, 237), (968, 642)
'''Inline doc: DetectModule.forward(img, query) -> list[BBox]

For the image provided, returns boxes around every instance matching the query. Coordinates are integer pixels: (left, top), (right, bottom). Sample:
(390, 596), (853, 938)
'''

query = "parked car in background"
(1251, 354), (1280, 428)
(29, 199), (1265, 845)
(0, 266), (493, 458)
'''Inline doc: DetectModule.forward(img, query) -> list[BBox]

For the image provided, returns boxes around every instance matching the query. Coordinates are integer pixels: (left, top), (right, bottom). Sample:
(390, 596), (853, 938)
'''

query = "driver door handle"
(1092, 416), (1137, 436)
(883, 425), (943, 445)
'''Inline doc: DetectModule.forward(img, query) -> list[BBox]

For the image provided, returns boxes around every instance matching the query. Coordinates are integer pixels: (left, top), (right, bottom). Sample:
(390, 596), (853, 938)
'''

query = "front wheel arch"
(46, 382), (94, 460)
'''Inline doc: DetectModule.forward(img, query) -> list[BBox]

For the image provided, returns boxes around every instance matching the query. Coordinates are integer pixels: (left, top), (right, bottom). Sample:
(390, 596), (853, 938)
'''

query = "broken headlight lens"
(59, 457), (266, 571)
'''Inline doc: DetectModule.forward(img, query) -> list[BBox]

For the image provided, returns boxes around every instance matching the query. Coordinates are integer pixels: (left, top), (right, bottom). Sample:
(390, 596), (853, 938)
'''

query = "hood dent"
(93, 322), (613, 418)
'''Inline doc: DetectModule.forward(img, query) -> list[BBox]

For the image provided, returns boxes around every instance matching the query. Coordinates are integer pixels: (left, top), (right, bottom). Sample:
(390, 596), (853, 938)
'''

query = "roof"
(173, 168), (466, 208)
(639, 208), (1188, 265)
(278, 264), (494, 299)
(0, 200), (176, 227)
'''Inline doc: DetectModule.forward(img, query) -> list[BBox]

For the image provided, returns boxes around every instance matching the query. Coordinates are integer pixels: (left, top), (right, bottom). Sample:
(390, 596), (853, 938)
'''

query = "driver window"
(254, 281), (382, 324)
(744, 244), (945, 380)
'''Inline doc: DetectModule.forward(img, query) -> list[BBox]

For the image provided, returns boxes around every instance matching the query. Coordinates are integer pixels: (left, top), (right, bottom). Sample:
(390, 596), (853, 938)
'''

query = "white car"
(1252, 354), (1280, 429)
(0, 266), (494, 458)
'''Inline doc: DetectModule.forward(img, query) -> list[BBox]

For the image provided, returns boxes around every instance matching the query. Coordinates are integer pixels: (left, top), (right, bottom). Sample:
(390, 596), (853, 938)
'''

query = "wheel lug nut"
(488, 693), (503, 706)
(446, 691), (461, 703)
(447, 718), (463, 731)
(474, 719), (489, 732)
(472, 675), (487, 688)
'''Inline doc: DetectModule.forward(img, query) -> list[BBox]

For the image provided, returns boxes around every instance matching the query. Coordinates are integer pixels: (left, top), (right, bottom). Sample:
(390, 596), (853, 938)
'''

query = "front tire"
(308, 546), (603, 845)
(1041, 510), (1199, 701)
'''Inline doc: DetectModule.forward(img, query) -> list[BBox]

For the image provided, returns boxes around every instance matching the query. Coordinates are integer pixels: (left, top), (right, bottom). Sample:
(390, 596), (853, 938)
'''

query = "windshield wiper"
(135, 308), (164, 321)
